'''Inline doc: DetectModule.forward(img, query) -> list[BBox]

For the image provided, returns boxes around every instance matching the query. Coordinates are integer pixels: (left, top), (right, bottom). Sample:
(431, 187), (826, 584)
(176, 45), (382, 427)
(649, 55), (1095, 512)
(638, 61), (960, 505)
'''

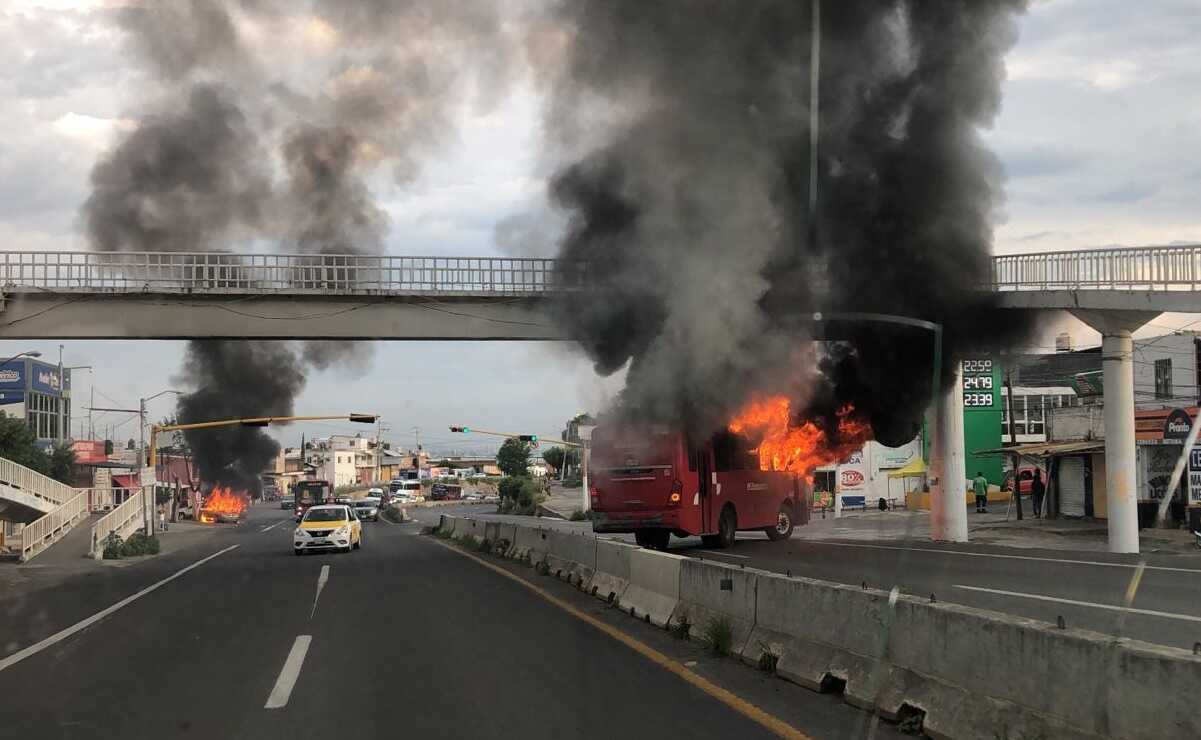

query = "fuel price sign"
(962, 358), (999, 410)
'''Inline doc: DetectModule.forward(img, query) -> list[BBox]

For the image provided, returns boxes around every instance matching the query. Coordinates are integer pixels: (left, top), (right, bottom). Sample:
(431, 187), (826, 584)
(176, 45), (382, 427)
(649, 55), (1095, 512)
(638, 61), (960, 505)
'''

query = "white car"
(294, 504), (362, 555)
(367, 487), (385, 497)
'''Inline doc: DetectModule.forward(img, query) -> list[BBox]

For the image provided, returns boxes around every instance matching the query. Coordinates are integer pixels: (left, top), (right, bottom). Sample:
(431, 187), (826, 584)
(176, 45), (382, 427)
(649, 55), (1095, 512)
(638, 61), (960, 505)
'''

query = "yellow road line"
(428, 537), (810, 740)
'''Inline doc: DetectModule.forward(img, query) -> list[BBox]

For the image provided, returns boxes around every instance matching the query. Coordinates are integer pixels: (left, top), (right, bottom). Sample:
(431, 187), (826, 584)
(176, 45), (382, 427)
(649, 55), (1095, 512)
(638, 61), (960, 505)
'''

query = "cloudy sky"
(0, 0), (1198, 453)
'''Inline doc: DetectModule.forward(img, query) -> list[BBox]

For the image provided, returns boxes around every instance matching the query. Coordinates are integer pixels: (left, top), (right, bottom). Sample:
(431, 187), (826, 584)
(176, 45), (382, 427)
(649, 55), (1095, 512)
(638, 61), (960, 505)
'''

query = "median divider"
(672, 558), (759, 658)
(590, 539), (635, 603)
(435, 515), (1201, 740)
(543, 530), (597, 587)
(620, 548), (683, 627)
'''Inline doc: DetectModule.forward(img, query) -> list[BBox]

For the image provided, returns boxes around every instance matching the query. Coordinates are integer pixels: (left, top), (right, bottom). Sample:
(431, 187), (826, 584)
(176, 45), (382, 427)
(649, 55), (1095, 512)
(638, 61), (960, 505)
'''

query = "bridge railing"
(0, 252), (583, 297)
(0, 455), (77, 507)
(992, 245), (1201, 291)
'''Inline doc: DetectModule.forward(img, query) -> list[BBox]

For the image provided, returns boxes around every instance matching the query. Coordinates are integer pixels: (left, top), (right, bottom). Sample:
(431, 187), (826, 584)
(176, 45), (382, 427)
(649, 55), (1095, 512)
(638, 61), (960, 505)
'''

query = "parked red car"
(1002, 467), (1046, 494)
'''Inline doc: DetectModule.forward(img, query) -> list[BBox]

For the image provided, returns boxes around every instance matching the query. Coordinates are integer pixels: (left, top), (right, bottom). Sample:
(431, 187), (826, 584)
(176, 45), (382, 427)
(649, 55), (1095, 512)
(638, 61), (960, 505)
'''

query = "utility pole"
(57, 345), (63, 441)
(1005, 367), (1024, 520)
(412, 426), (422, 477)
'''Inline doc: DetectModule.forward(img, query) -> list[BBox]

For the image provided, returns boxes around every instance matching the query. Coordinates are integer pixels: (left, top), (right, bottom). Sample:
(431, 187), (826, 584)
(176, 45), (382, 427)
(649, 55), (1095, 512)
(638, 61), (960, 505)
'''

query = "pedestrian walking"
(157, 503), (168, 532)
(973, 471), (989, 513)
(1031, 469), (1046, 518)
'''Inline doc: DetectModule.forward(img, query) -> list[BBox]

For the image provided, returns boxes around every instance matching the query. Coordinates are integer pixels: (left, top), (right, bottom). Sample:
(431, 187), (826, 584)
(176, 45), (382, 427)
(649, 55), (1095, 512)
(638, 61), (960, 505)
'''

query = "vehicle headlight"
(294, 528), (305, 537)
(336, 524), (350, 535)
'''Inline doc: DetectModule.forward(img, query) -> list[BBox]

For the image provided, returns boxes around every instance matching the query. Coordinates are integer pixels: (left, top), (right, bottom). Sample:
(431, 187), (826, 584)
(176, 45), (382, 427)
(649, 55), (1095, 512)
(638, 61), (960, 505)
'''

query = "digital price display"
(962, 358), (998, 410)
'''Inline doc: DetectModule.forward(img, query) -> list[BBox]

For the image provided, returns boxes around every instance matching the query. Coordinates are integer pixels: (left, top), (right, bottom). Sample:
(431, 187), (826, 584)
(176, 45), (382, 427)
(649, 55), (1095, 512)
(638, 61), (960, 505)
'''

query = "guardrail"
(0, 251), (583, 297)
(0, 456), (77, 507)
(992, 244), (1201, 291)
(90, 488), (145, 559)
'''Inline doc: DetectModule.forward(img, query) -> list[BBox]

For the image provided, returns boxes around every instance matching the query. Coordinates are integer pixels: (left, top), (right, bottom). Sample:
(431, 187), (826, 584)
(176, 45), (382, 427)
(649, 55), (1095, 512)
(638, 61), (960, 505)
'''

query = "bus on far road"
(589, 424), (808, 550)
(293, 479), (333, 520)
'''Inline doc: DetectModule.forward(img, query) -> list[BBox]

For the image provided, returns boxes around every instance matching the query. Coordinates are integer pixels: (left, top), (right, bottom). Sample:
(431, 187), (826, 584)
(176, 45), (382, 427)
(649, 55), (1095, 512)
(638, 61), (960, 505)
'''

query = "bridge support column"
(931, 364), (968, 543)
(1072, 310), (1160, 554)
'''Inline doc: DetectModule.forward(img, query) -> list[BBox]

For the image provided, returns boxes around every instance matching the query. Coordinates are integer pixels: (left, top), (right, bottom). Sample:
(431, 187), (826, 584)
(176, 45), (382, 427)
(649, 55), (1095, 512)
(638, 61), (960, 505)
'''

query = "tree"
(48, 441), (76, 485)
(0, 413), (49, 474)
(541, 446), (566, 471)
(496, 438), (532, 478)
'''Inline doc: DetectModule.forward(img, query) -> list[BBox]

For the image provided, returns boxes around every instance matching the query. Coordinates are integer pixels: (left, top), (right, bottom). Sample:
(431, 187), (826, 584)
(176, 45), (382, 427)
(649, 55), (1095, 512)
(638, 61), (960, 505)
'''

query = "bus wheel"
(765, 503), (795, 541)
(634, 530), (654, 548)
(706, 507), (736, 549)
(635, 529), (670, 550)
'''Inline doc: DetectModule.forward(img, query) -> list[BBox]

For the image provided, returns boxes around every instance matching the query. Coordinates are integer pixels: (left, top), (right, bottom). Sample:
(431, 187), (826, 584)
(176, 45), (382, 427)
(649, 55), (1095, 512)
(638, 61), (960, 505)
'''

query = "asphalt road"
(0, 504), (891, 739)
(412, 504), (1201, 651)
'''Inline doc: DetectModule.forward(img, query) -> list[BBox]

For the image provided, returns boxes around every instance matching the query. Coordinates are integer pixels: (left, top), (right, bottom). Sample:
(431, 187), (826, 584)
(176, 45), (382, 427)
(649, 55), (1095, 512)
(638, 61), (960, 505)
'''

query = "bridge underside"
(994, 289), (1201, 313)
(0, 294), (568, 340)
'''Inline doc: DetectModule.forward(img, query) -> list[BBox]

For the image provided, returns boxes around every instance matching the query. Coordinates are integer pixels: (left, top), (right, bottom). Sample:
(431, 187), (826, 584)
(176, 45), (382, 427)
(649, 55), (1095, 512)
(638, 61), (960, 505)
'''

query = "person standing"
(1031, 468), (1046, 518)
(973, 471), (989, 513)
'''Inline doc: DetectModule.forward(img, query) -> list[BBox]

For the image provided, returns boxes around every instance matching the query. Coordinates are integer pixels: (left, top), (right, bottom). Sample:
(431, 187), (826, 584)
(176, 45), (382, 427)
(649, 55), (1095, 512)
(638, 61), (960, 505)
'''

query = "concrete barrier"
(620, 548), (683, 627)
(544, 530), (596, 586)
(590, 539), (635, 603)
(509, 524), (550, 565)
(484, 521), (517, 555)
(437, 515), (459, 536)
(456, 518), (487, 544)
(747, 570), (1201, 740)
(671, 559), (760, 657)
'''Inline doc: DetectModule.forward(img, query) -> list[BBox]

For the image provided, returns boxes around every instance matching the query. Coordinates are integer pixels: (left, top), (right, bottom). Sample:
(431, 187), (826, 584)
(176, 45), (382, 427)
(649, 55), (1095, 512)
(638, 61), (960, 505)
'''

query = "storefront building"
(0, 357), (71, 441)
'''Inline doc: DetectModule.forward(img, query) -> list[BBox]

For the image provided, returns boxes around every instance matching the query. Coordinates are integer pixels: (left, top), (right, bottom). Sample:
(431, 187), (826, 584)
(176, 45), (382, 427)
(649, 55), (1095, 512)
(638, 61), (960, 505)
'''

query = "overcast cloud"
(1, 1), (1199, 448)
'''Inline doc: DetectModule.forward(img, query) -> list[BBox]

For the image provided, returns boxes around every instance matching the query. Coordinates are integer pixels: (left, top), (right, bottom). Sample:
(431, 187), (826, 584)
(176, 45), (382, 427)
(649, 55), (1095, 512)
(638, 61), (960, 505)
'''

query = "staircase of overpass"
(0, 456), (124, 563)
(0, 243), (1197, 339)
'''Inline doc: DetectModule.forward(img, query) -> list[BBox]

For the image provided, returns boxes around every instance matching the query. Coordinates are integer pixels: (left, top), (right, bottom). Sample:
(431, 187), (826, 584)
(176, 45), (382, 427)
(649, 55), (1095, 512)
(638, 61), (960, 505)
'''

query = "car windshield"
(303, 509), (347, 522)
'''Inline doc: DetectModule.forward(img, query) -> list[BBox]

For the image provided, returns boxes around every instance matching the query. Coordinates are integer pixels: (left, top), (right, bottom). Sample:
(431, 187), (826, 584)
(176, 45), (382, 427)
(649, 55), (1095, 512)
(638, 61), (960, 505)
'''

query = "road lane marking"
(0, 545), (239, 674)
(806, 540), (1201, 574)
(952, 585), (1201, 624)
(427, 537), (809, 740)
(697, 550), (750, 559)
(310, 565), (330, 619)
(264, 635), (312, 709)
(260, 520), (287, 533)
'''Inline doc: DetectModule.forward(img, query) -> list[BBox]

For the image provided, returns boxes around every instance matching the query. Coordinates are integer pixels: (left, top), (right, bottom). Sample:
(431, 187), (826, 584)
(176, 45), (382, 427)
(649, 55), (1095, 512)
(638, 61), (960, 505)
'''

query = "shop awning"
(887, 458), (927, 479)
(973, 440), (1104, 457)
(111, 474), (138, 489)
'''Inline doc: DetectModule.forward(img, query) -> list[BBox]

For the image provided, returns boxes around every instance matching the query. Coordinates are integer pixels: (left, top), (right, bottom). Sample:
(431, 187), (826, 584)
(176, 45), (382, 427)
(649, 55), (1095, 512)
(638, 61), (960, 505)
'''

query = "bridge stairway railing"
(992, 244), (1201, 291)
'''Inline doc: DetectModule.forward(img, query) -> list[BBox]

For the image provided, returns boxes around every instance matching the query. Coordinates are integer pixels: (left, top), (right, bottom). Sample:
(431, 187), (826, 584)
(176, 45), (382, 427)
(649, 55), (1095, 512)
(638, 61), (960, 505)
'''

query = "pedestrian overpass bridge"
(0, 244), (1197, 340)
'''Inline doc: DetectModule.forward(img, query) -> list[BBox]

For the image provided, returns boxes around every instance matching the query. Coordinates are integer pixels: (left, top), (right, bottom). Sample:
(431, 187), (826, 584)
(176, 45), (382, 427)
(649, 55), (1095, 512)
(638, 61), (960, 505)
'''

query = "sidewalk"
(798, 503), (1199, 554)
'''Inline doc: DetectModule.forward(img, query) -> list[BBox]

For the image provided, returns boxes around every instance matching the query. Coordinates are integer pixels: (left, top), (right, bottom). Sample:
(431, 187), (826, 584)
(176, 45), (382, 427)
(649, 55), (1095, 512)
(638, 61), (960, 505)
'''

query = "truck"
(589, 424), (808, 550)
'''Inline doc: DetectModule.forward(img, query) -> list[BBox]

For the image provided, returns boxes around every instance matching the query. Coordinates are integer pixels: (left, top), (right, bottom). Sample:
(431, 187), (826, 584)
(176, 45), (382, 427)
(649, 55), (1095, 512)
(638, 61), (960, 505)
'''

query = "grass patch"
(457, 533), (480, 550)
(702, 617), (734, 656)
(478, 537), (493, 553)
(568, 509), (589, 521)
(757, 647), (779, 674)
(103, 531), (160, 559)
(102, 532), (124, 559)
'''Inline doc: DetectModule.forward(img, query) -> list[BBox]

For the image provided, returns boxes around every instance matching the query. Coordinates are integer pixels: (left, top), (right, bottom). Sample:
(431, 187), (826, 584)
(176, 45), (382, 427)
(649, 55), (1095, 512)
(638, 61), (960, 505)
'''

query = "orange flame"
(728, 397), (872, 480)
(199, 486), (248, 523)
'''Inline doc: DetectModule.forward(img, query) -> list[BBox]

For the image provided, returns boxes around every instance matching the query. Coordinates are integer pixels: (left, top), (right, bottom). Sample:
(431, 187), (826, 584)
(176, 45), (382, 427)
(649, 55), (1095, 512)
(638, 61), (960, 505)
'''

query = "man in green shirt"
(973, 471), (988, 513)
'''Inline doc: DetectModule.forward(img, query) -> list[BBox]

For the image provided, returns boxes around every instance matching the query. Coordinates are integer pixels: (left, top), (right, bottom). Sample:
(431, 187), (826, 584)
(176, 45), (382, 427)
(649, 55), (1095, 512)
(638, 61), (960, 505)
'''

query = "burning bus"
(293, 479), (333, 521)
(590, 397), (869, 550)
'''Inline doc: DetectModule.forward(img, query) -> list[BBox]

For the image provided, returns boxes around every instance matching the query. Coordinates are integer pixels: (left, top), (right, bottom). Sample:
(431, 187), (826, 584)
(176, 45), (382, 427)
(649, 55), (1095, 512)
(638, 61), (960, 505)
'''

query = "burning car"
(199, 486), (249, 524)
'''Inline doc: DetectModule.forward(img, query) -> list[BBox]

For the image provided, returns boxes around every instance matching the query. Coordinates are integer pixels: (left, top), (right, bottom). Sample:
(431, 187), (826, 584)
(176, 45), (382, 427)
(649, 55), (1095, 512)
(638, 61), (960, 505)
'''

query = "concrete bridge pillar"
(1072, 309), (1160, 554)
(931, 364), (968, 542)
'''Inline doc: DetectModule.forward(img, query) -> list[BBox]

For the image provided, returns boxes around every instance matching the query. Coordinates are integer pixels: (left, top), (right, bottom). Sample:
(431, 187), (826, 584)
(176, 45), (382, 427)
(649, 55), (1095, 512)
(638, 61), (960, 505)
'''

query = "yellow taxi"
(293, 504), (362, 555)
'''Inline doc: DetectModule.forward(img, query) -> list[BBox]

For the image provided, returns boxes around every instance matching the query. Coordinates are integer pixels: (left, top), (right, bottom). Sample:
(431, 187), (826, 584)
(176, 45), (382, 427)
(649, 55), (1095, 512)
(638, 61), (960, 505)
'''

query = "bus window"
(712, 431), (757, 471)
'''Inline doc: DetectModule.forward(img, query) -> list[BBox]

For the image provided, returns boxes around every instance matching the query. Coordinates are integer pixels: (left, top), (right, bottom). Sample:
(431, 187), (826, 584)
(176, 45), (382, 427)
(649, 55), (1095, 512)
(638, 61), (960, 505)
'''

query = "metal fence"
(0, 252), (582, 297)
(991, 244), (1201, 291)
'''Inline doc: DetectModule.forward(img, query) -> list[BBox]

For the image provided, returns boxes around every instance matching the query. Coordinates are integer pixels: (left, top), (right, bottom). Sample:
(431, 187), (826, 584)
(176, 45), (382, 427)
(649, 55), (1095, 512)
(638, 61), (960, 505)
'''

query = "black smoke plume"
(83, 0), (520, 484)
(546, 0), (1032, 445)
(176, 341), (304, 493)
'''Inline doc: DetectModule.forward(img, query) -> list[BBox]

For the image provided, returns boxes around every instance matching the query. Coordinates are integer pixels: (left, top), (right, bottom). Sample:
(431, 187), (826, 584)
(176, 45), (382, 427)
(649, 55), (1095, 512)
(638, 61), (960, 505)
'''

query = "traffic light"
(349, 414), (377, 424)
(449, 426), (470, 433)
(518, 434), (538, 442)
(240, 418), (269, 427)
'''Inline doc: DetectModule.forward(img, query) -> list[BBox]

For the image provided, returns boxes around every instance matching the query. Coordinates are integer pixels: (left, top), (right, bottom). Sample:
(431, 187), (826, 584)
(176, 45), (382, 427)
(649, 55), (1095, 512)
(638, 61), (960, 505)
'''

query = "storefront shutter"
(1059, 456), (1087, 517)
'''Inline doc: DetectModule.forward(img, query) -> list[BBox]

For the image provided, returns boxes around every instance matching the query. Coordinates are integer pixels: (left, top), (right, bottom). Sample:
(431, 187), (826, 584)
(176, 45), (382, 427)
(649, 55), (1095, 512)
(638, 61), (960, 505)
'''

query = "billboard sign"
(1190, 446), (1201, 505)
(1163, 408), (1193, 440)
(30, 363), (63, 396)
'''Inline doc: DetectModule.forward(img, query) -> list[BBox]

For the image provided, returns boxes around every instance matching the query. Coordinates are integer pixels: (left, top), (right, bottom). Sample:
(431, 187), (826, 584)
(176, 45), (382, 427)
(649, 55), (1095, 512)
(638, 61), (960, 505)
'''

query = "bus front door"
(697, 451), (714, 534)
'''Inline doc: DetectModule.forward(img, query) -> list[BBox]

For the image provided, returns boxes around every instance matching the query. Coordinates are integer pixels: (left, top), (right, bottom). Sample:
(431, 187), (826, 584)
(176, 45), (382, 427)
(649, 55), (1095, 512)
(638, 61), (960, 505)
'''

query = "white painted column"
(931, 365), (969, 542)
(1102, 331), (1139, 553)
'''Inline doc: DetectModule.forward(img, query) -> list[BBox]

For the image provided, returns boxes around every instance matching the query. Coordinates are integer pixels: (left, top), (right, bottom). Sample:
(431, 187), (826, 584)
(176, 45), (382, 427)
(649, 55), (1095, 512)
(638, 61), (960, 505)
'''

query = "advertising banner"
(837, 450), (867, 508)
(1189, 446), (1201, 506)
(0, 361), (24, 391)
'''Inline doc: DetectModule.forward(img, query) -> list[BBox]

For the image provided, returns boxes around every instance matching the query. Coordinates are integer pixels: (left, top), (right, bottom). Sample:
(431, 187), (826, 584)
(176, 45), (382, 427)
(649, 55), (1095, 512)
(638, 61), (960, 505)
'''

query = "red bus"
(589, 424), (808, 549)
